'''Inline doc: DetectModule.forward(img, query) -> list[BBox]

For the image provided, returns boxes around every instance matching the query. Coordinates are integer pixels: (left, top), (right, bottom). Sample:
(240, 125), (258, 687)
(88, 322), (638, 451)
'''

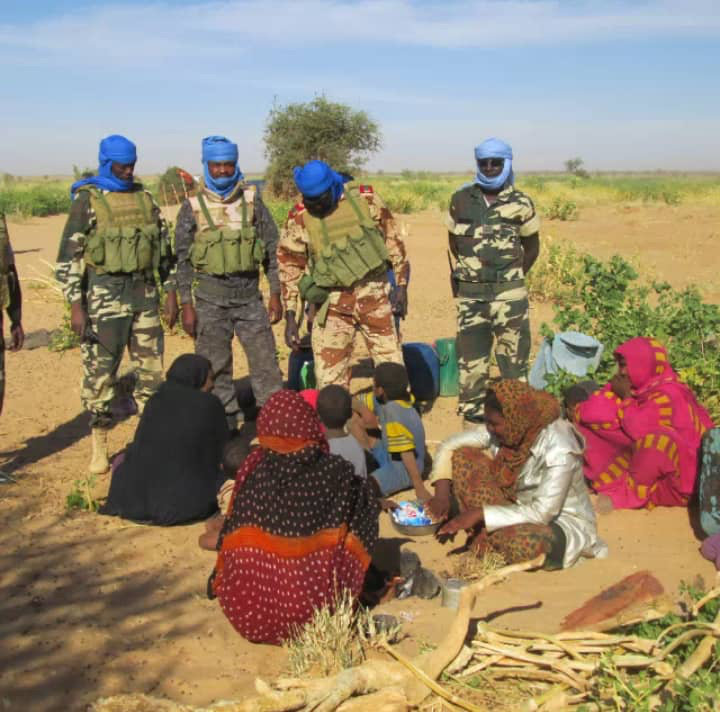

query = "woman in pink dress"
(575, 337), (713, 510)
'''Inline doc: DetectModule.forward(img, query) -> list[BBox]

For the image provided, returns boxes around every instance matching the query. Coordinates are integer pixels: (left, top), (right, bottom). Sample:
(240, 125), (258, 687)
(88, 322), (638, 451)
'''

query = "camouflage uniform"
(0, 214), (22, 415)
(175, 182), (282, 428)
(278, 184), (408, 389)
(56, 187), (173, 428)
(447, 183), (540, 420)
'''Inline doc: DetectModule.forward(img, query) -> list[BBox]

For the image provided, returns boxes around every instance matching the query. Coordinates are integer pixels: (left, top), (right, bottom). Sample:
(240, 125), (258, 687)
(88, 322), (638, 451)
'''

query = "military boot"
(89, 427), (110, 475)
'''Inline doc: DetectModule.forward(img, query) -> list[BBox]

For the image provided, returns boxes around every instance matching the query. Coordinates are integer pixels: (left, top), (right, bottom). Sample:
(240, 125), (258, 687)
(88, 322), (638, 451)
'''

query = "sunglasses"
(477, 158), (505, 169)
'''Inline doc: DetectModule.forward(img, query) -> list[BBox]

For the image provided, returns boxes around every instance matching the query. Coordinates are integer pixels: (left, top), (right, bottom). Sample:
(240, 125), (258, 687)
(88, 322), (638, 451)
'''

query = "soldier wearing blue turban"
(57, 135), (177, 475)
(174, 135), (283, 430)
(443, 138), (541, 427)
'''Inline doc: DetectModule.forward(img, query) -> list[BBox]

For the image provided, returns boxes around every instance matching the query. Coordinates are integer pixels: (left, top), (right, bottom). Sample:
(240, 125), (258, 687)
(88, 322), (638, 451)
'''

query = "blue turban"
(474, 137), (514, 191)
(70, 134), (137, 196)
(293, 160), (348, 203)
(202, 135), (243, 199)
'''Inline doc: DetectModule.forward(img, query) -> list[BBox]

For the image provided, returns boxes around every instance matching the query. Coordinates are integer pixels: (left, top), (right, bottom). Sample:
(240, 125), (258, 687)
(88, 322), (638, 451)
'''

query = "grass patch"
(66, 475), (99, 512)
(283, 588), (401, 677)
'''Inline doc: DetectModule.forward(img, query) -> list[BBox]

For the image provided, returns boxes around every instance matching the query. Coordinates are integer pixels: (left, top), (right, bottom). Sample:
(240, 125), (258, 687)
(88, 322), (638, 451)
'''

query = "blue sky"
(1, 0), (719, 175)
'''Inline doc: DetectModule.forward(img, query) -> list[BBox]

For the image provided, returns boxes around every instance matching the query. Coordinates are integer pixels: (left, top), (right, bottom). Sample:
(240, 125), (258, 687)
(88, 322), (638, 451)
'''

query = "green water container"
(300, 360), (316, 389)
(435, 337), (459, 397)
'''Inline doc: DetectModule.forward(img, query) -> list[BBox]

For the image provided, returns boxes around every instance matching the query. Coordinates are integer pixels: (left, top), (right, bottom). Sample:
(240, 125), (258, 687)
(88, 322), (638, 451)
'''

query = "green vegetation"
(66, 475), (99, 512)
(544, 196), (579, 221)
(264, 96), (382, 198)
(536, 246), (720, 419)
(0, 182), (71, 217)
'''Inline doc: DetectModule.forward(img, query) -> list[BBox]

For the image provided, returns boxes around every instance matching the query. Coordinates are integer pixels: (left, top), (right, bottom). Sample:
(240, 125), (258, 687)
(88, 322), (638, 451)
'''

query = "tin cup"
(441, 578), (468, 609)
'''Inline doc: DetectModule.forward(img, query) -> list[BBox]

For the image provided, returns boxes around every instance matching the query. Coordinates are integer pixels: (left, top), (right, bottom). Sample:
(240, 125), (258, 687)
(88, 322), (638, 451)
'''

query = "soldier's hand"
(284, 311), (300, 351)
(268, 293), (283, 325)
(9, 323), (24, 351)
(390, 285), (408, 318)
(182, 303), (197, 339)
(163, 290), (179, 329)
(70, 302), (87, 339)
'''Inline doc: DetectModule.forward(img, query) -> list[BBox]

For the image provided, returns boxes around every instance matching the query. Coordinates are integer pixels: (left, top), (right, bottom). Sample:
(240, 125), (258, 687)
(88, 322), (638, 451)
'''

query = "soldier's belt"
(194, 272), (260, 297)
(455, 279), (525, 300)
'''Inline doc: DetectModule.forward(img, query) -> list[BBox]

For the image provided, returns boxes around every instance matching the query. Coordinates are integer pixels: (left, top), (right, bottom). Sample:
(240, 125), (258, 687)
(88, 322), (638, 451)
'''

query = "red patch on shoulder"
(358, 185), (374, 194)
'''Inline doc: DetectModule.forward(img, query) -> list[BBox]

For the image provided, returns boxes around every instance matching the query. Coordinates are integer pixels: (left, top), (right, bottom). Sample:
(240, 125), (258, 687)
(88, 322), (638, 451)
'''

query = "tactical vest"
(303, 187), (388, 289)
(450, 186), (525, 284)
(0, 217), (9, 309)
(81, 188), (161, 274)
(188, 186), (264, 276)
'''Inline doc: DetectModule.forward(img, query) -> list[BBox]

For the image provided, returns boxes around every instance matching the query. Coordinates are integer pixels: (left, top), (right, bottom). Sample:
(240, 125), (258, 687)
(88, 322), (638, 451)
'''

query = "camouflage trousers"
(456, 288), (530, 421)
(311, 278), (402, 389)
(195, 293), (282, 428)
(82, 272), (164, 429)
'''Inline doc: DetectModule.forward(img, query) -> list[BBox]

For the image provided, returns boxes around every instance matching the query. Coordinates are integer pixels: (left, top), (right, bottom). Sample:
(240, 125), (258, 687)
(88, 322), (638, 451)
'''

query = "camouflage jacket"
(55, 187), (174, 305)
(0, 213), (21, 325)
(278, 185), (410, 315)
(447, 183), (539, 286)
(174, 189), (280, 305)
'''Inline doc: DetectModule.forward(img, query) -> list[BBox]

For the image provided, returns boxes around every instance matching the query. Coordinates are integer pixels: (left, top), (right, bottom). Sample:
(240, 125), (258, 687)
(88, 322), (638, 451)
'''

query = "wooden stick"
(380, 642), (485, 712)
(483, 630), (583, 661)
(692, 587), (720, 616)
(676, 607), (720, 679)
(486, 667), (587, 691)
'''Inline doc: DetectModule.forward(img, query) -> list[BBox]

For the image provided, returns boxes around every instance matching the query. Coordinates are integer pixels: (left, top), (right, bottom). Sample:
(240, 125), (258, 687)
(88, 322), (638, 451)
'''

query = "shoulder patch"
(243, 184), (256, 202)
(358, 184), (374, 194)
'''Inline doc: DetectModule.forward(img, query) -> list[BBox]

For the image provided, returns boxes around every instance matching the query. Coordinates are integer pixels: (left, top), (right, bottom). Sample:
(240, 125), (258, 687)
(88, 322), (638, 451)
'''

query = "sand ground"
(1, 202), (719, 710)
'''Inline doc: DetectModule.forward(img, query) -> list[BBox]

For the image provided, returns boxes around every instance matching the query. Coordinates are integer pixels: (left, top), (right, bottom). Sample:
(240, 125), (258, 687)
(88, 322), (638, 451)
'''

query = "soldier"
(448, 138), (540, 425)
(175, 136), (283, 430)
(0, 213), (24, 417)
(56, 135), (177, 474)
(279, 160), (409, 389)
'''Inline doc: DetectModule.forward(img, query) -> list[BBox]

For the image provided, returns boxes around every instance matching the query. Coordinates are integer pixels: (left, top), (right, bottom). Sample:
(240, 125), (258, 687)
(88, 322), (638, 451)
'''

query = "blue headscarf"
(202, 136), (243, 199)
(293, 160), (348, 203)
(474, 137), (514, 191)
(70, 135), (137, 196)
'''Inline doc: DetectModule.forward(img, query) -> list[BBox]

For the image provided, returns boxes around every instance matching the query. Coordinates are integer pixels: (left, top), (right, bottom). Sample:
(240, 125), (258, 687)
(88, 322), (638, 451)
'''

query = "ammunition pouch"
(190, 192), (264, 275)
(299, 273), (330, 305)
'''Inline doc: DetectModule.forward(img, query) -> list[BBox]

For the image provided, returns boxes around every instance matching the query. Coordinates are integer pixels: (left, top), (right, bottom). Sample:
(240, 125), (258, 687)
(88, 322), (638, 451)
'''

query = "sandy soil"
(1, 202), (719, 711)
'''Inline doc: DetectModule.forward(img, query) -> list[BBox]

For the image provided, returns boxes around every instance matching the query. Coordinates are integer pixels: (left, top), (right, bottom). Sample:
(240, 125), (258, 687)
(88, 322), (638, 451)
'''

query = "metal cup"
(441, 578), (468, 609)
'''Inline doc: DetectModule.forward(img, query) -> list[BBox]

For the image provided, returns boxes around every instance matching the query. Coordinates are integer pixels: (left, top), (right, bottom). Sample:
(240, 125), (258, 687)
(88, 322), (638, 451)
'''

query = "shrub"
(540, 253), (720, 419)
(544, 197), (578, 221)
(0, 184), (71, 217)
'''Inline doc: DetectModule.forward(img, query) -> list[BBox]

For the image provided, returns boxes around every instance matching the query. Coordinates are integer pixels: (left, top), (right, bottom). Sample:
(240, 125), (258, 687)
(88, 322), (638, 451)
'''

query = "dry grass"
(283, 588), (402, 677)
(451, 550), (507, 582)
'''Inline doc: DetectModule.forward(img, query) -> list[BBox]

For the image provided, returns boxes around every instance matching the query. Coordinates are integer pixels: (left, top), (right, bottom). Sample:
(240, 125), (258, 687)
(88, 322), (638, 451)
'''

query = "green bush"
(540, 253), (720, 418)
(0, 184), (71, 217)
(544, 197), (578, 221)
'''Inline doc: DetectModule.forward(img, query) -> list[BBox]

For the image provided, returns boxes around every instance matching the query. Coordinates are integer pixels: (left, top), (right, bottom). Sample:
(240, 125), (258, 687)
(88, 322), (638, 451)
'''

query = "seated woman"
(427, 380), (605, 569)
(575, 337), (713, 510)
(101, 354), (229, 525)
(211, 390), (379, 645)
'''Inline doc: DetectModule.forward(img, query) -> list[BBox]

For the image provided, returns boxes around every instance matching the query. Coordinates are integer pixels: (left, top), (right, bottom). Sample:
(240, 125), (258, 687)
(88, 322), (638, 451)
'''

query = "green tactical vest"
(81, 188), (161, 274)
(450, 185), (525, 284)
(303, 186), (388, 289)
(0, 216), (9, 309)
(188, 188), (265, 276)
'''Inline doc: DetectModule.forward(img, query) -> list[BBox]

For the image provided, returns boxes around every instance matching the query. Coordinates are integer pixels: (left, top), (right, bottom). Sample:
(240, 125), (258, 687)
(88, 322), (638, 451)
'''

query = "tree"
(564, 157), (589, 178)
(263, 95), (382, 197)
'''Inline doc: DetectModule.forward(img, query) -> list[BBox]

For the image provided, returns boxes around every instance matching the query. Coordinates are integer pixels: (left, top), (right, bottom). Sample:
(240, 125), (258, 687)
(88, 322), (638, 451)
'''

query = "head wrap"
(483, 379), (561, 486)
(70, 134), (137, 196)
(201, 135), (244, 199)
(613, 337), (674, 394)
(474, 137), (514, 191)
(256, 389), (329, 455)
(293, 160), (348, 203)
(166, 353), (212, 390)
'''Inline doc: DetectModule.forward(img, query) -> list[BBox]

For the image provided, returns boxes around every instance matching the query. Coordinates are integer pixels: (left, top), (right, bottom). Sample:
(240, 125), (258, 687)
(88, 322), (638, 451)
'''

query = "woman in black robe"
(101, 354), (229, 525)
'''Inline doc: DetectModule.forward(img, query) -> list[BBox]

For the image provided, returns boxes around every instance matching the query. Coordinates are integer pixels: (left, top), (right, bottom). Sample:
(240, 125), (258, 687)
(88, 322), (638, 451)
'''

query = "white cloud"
(1, 0), (719, 63)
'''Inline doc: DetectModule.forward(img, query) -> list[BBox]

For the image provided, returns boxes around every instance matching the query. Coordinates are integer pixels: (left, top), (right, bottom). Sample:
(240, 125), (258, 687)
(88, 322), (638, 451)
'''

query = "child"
(352, 362), (429, 500)
(199, 436), (250, 551)
(317, 385), (367, 479)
